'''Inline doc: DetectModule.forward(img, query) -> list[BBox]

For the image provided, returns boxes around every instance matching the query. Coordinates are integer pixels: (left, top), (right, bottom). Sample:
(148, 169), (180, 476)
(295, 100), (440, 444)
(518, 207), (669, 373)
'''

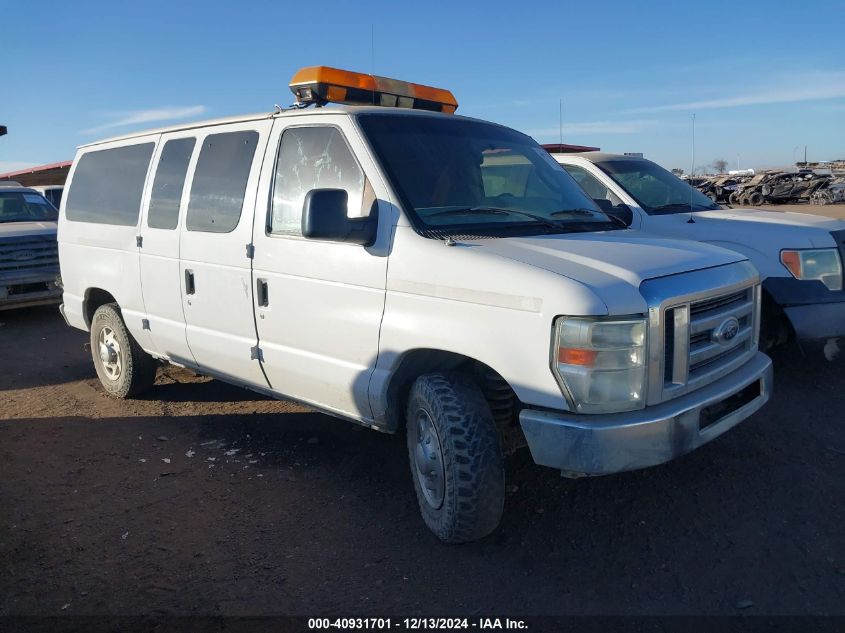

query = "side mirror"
(301, 189), (378, 246)
(594, 198), (633, 226)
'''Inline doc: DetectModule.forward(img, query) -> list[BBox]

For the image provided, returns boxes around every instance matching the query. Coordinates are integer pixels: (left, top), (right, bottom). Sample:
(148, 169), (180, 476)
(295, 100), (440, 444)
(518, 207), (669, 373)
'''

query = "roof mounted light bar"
(289, 66), (458, 114)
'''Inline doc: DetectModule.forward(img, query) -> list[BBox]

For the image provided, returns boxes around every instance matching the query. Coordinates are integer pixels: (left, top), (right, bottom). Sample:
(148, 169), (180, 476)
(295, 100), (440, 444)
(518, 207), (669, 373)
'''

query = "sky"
(2, 0), (843, 175)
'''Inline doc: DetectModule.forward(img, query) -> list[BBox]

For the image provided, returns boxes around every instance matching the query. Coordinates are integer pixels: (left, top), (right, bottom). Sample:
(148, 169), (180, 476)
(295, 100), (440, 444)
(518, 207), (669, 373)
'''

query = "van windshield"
(0, 191), (58, 223)
(357, 114), (617, 236)
(596, 158), (720, 215)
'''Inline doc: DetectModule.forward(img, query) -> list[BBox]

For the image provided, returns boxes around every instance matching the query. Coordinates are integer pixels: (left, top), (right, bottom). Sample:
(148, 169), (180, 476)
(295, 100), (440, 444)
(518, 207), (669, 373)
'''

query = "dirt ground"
(1, 306), (843, 618)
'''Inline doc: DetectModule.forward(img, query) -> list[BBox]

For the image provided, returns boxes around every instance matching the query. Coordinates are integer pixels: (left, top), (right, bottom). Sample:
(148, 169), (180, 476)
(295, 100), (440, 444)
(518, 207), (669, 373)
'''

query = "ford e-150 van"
(553, 152), (845, 356)
(58, 67), (772, 542)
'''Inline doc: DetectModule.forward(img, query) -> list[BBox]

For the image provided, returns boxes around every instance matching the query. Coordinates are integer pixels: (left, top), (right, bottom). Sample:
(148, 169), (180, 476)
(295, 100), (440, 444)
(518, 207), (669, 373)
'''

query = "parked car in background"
(0, 181), (62, 310)
(58, 67), (772, 542)
(552, 152), (845, 353)
(28, 185), (64, 209)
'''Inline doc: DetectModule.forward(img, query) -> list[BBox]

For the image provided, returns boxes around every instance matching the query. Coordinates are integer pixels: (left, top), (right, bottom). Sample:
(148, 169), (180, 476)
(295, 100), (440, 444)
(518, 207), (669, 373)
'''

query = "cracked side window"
(269, 126), (365, 236)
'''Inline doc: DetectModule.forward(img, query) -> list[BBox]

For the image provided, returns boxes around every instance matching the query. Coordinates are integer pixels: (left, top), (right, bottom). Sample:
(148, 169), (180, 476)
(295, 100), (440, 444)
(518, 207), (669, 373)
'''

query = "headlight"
(552, 317), (647, 414)
(780, 249), (843, 291)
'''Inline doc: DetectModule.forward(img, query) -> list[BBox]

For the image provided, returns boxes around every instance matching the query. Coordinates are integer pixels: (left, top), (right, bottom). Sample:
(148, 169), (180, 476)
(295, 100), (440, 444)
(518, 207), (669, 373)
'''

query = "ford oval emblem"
(712, 316), (741, 346)
(12, 250), (37, 262)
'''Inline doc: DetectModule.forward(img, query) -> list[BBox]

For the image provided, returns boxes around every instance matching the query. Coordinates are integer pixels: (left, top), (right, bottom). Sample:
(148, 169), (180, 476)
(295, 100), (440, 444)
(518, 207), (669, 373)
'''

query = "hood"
(693, 208), (844, 247)
(475, 230), (746, 314)
(0, 221), (58, 239)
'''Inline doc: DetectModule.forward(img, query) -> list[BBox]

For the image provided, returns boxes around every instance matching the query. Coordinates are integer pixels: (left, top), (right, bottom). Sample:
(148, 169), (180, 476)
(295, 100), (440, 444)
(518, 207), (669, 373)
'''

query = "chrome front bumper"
(519, 352), (772, 476)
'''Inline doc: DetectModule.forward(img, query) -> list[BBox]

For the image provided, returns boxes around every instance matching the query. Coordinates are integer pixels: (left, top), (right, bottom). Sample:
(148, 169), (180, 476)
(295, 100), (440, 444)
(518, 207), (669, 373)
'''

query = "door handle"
(184, 269), (195, 295)
(256, 278), (269, 307)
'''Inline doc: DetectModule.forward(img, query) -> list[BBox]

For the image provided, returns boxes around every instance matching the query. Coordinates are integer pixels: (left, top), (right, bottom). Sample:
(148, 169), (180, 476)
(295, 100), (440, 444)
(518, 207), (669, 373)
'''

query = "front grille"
(0, 234), (59, 275)
(662, 286), (758, 399)
(640, 261), (760, 407)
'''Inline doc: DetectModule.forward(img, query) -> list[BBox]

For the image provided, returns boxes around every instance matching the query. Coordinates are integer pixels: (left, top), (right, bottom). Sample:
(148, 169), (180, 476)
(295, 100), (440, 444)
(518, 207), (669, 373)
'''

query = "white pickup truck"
(553, 152), (845, 354)
(58, 67), (772, 542)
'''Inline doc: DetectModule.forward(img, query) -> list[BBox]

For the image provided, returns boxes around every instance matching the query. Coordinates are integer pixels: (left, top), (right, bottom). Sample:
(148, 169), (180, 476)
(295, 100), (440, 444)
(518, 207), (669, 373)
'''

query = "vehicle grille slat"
(689, 300), (754, 335)
(689, 326), (752, 366)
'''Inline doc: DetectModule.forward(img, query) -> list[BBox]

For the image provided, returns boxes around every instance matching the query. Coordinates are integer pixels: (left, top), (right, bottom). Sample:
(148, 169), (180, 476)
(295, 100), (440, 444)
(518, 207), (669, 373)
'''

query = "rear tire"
(90, 303), (157, 398)
(406, 373), (505, 544)
(747, 192), (765, 206)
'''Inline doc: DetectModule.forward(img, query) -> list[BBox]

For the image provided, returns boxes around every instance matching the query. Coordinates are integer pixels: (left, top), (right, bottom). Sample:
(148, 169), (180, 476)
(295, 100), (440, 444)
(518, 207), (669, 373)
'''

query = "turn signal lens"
(780, 250), (802, 279)
(558, 348), (598, 366)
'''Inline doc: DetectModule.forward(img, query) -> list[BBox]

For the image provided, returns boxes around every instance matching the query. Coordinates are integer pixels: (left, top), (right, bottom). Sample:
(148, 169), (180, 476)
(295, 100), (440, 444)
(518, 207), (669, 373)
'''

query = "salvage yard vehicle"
(812, 178), (845, 205)
(757, 171), (830, 205)
(0, 181), (62, 310)
(59, 67), (772, 543)
(553, 152), (845, 351)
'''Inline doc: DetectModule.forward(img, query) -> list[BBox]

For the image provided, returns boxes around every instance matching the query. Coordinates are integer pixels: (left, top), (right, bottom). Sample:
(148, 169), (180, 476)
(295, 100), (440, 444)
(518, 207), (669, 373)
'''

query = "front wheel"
(406, 373), (505, 543)
(747, 192), (765, 206)
(90, 303), (157, 398)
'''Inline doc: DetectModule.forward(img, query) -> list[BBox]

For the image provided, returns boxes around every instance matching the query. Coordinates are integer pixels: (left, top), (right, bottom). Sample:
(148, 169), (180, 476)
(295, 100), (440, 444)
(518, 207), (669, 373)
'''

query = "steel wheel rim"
(413, 409), (445, 509)
(97, 326), (122, 381)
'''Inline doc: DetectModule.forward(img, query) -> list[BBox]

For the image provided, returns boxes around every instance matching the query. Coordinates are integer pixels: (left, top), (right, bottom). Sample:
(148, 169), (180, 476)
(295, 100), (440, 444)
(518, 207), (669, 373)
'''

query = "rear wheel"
(747, 192), (765, 206)
(90, 303), (157, 398)
(728, 192), (740, 205)
(406, 373), (505, 543)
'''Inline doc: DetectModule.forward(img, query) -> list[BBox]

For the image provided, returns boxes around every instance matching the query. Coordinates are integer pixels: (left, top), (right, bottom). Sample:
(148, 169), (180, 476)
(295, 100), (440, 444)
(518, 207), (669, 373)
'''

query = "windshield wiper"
(426, 206), (566, 231)
(425, 206), (622, 234)
(650, 202), (716, 213)
(549, 208), (601, 218)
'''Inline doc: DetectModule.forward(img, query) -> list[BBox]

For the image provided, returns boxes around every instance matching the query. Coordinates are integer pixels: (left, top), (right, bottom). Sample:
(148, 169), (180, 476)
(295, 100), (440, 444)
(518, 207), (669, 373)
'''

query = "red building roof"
(0, 160), (72, 186)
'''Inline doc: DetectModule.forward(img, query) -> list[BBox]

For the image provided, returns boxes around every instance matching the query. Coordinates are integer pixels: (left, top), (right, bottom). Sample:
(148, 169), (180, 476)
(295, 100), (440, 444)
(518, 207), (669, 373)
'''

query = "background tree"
(712, 159), (729, 173)
(671, 168), (684, 176)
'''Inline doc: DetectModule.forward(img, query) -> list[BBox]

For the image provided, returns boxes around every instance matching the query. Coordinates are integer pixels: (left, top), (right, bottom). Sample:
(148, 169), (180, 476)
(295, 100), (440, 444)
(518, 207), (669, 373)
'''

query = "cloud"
(81, 105), (207, 135)
(632, 70), (845, 112)
(526, 119), (657, 138)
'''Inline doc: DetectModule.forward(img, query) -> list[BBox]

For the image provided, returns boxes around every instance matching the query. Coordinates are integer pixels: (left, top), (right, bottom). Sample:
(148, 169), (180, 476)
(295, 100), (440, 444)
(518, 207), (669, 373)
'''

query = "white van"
(552, 152), (845, 355)
(59, 67), (772, 542)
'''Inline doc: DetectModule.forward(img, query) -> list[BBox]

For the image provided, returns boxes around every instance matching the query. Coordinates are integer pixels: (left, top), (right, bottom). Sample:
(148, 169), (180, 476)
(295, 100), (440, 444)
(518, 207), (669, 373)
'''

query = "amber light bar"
(289, 66), (458, 114)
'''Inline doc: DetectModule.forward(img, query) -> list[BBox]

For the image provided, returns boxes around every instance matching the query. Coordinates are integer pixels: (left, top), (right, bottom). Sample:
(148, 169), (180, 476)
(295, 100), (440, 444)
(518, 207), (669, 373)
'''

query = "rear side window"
(186, 131), (258, 233)
(148, 138), (196, 230)
(65, 143), (155, 225)
(269, 126), (365, 236)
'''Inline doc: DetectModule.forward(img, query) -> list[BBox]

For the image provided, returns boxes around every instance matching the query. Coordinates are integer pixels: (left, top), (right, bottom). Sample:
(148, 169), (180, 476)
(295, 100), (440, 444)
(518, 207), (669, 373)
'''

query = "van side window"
(269, 127), (365, 236)
(186, 131), (258, 233)
(65, 143), (155, 226)
(148, 138), (196, 230)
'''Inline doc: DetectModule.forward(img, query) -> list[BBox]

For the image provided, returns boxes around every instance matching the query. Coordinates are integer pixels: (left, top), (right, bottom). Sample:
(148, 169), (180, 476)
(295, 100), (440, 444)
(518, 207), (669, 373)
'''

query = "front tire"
(406, 373), (505, 543)
(747, 192), (765, 206)
(90, 303), (157, 398)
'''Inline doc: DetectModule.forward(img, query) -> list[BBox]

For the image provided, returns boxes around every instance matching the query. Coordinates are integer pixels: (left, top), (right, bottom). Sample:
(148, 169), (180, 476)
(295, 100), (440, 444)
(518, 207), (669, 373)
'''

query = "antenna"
(370, 24), (376, 105)
(687, 113), (696, 224)
(559, 98), (563, 148)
